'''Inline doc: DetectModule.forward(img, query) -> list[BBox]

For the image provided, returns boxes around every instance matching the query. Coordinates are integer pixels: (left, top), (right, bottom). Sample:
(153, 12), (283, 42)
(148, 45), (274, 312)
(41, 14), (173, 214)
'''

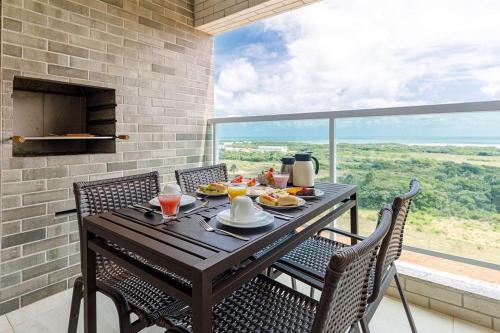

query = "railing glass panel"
(334, 112), (500, 266)
(217, 119), (330, 181)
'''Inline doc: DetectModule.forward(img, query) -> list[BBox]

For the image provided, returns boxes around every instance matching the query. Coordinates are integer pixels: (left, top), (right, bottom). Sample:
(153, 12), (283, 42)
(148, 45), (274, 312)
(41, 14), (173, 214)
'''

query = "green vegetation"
(219, 141), (500, 264)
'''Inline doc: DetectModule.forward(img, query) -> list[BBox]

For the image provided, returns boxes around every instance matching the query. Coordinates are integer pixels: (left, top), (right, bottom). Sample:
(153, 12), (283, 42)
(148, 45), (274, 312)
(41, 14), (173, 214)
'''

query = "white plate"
(196, 189), (228, 197)
(246, 186), (273, 197)
(149, 195), (196, 207)
(255, 196), (306, 210)
(216, 209), (274, 228)
(297, 189), (325, 199)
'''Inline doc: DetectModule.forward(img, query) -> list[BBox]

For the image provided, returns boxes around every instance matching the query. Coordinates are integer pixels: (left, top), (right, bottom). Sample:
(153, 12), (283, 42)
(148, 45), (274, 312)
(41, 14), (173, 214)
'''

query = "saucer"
(216, 209), (274, 228)
(149, 195), (196, 207)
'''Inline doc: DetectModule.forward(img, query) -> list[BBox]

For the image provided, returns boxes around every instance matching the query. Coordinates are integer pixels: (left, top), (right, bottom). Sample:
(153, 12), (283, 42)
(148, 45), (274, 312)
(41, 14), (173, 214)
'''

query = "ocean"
(219, 136), (500, 148)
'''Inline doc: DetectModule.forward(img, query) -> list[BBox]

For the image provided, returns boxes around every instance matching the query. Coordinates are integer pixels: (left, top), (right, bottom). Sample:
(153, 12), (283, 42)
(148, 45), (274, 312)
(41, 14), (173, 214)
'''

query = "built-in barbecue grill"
(10, 77), (127, 156)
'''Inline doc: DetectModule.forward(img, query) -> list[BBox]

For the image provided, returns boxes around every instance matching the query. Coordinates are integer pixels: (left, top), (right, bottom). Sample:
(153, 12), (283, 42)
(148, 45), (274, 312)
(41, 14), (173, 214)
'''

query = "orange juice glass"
(228, 184), (247, 203)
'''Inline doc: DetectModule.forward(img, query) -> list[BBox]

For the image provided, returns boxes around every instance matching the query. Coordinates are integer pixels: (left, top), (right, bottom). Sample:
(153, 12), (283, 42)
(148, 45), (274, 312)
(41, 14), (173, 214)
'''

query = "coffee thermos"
(292, 152), (319, 187)
(280, 156), (295, 185)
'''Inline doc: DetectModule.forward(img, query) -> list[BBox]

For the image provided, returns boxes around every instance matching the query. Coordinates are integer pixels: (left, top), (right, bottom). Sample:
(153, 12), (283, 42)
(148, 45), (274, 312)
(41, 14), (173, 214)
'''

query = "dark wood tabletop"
(82, 182), (358, 333)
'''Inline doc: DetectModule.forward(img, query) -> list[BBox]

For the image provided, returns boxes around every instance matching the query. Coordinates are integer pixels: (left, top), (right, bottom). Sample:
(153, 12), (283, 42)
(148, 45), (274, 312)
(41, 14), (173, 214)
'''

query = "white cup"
(163, 184), (181, 194)
(230, 196), (260, 224)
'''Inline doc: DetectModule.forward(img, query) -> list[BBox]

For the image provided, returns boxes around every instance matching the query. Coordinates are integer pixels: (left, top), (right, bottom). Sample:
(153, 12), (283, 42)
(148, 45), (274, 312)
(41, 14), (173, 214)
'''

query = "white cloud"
(215, 0), (500, 117)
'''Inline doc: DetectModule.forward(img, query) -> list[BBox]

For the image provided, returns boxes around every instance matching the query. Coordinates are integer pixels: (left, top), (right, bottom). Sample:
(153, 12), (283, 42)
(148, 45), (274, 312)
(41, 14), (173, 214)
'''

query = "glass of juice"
(227, 183), (247, 203)
(273, 173), (289, 189)
(158, 192), (182, 220)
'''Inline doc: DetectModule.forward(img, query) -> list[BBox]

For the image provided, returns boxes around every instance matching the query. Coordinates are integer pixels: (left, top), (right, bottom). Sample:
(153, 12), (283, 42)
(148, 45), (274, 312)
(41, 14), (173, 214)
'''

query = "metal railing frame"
(207, 100), (500, 271)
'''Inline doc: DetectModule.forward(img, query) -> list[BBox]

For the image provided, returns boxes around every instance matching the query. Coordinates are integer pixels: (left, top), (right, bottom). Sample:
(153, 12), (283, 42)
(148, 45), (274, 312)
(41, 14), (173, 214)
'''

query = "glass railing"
(209, 101), (500, 281)
(217, 119), (331, 181)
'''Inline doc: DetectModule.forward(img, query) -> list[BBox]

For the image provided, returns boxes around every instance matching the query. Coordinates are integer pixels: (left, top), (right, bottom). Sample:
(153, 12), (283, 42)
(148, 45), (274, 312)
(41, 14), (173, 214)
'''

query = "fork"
(197, 217), (250, 241)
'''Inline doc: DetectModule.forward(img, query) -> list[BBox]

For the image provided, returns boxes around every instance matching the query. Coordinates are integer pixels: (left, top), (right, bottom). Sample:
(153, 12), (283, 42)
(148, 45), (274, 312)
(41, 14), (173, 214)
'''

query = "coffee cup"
(163, 184), (181, 194)
(230, 196), (260, 224)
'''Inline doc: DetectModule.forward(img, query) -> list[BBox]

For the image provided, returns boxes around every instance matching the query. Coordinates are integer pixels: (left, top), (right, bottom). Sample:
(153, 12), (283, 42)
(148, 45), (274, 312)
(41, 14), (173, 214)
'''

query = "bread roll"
(276, 194), (298, 206)
(259, 194), (277, 206)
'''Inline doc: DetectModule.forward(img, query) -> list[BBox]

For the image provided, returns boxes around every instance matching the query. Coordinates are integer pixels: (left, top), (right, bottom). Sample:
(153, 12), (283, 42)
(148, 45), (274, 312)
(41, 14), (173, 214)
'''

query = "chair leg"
(359, 318), (370, 333)
(291, 277), (297, 290)
(395, 273), (417, 333)
(118, 310), (132, 333)
(68, 277), (84, 333)
(310, 287), (315, 298)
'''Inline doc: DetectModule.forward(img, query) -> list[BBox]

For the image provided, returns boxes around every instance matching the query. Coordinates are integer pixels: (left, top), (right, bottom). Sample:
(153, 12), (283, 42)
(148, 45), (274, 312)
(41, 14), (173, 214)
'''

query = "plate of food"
(196, 183), (228, 196)
(285, 187), (325, 199)
(255, 193), (306, 209)
(246, 186), (274, 197)
(230, 175), (257, 187)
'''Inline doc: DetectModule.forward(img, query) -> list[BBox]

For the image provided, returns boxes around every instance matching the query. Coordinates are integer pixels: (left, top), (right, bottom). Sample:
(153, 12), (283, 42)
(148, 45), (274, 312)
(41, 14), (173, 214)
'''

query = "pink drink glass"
(273, 173), (289, 189)
(158, 193), (182, 220)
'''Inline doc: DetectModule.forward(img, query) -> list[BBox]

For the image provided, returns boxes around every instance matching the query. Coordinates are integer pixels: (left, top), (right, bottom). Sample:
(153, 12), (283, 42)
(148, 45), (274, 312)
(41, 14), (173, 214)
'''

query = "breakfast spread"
(258, 193), (299, 207)
(198, 182), (227, 195)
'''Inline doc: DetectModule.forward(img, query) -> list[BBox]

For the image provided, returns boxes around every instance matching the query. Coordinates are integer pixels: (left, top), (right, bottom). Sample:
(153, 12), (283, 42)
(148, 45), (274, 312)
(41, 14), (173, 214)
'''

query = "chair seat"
(169, 275), (318, 332)
(278, 235), (348, 279)
(96, 248), (189, 327)
(278, 235), (378, 296)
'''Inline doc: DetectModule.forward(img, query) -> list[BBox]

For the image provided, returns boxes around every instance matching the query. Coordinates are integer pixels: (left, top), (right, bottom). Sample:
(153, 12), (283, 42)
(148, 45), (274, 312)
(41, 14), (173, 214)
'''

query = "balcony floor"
(0, 274), (496, 333)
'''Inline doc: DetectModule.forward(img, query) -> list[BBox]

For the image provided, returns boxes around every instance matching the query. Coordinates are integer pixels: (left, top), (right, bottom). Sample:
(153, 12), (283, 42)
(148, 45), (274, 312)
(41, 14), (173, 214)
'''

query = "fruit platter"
(230, 175), (256, 187)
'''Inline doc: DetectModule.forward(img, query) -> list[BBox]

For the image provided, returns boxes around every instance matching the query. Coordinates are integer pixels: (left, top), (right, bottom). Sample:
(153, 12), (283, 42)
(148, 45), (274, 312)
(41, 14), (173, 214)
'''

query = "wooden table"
(82, 183), (357, 333)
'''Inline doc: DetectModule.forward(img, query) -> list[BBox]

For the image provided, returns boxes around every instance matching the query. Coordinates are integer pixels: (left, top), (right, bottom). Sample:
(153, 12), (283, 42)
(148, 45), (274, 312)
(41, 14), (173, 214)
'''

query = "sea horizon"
(219, 136), (500, 148)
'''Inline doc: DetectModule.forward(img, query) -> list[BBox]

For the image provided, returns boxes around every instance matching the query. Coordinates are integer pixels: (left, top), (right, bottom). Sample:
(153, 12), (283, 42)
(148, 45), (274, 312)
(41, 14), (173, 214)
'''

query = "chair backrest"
(368, 179), (420, 303)
(311, 205), (393, 333)
(175, 163), (228, 193)
(73, 172), (161, 255)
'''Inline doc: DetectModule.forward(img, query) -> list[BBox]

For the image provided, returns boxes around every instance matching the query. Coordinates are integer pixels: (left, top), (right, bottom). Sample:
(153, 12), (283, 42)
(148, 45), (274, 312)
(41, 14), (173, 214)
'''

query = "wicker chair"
(175, 163), (228, 193)
(68, 172), (188, 333)
(272, 179), (420, 332)
(165, 205), (393, 333)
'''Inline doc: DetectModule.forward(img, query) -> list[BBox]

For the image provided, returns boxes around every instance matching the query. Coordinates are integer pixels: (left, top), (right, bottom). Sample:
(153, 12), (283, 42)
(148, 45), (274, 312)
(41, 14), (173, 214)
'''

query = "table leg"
(83, 229), (97, 333)
(192, 274), (212, 333)
(350, 192), (358, 245)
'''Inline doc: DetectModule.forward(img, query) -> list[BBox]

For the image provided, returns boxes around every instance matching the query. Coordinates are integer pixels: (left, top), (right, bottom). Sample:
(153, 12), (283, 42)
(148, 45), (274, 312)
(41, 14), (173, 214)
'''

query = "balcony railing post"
(329, 117), (336, 183)
(212, 123), (218, 163)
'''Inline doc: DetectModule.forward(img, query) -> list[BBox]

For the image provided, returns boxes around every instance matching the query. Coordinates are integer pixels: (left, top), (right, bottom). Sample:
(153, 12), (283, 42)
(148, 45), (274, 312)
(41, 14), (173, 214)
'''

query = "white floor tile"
(0, 316), (14, 333)
(2, 282), (497, 333)
(6, 289), (73, 326)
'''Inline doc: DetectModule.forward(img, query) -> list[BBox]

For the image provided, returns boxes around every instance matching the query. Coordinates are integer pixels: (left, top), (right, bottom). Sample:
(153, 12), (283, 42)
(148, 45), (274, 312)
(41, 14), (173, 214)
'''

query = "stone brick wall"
(0, 0), (213, 315)
(388, 262), (500, 332)
(194, 0), (317, 34)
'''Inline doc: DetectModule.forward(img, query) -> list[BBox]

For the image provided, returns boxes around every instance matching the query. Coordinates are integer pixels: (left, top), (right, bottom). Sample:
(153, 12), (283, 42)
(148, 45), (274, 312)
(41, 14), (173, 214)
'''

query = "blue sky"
(213, 0), (500, 140)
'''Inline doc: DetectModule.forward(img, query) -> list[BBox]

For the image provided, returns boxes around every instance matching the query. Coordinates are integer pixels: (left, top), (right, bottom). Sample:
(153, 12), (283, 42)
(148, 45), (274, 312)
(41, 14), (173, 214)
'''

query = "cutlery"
(127, 205), (154, 217)
(185, 200), (208, 214)
(197, 217), (249, 241)
(133, 204), (162, 215)
(260, 208), (295, 219)
(253, 205), (292, 220)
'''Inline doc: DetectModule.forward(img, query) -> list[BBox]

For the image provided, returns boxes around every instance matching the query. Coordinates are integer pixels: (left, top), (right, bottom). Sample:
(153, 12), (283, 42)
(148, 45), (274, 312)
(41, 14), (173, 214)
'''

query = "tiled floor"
(0, 275), (496, 333)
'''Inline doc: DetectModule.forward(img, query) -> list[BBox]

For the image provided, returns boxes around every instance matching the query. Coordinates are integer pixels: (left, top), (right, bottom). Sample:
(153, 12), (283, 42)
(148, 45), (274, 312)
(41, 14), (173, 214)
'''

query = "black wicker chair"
(68, 172), (188, 333)
(175, 163), (228, 193)
(271, 179), (420, 332)
(165, 205), (393, 333)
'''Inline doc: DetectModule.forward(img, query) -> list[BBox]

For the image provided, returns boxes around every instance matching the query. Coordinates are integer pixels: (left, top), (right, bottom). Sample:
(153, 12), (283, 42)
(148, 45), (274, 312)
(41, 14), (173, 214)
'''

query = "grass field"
(220, 141), (500, 266)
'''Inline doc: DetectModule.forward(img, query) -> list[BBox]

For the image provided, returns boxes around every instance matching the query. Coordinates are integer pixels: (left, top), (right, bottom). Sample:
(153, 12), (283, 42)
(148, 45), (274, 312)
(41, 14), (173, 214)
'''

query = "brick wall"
(388, 263), (500, 332)
(0, 0), (214, 315)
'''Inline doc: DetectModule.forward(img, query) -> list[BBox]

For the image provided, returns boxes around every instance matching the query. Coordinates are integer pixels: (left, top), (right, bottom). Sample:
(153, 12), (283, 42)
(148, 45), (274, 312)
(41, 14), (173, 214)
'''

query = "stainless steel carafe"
(280, 156), (295, 185)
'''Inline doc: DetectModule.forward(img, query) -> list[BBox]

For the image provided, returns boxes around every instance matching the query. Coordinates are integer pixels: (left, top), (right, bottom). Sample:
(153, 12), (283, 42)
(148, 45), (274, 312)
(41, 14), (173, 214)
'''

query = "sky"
(213, 0), (500, 127)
